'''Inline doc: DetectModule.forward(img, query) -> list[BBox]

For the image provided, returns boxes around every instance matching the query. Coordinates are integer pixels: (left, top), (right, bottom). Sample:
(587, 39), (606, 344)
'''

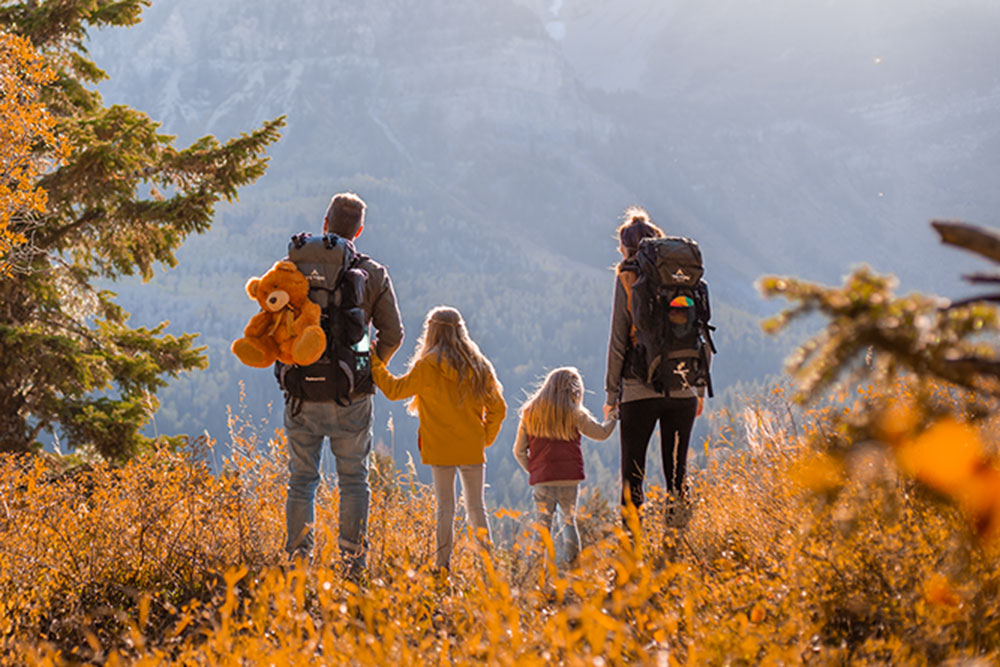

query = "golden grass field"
(1, 381), (998, 666)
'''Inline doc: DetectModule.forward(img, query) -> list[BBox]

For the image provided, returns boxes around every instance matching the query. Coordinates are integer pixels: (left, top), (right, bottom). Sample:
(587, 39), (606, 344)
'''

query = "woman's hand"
(696, 397), (704, 417)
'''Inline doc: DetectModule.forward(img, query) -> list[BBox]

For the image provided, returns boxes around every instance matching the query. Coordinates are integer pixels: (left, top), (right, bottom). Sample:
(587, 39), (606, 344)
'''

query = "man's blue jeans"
(284, 396), (373, 565)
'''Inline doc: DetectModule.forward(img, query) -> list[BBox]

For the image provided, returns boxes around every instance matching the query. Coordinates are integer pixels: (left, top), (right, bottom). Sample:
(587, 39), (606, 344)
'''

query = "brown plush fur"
(231, 261), (326, 368)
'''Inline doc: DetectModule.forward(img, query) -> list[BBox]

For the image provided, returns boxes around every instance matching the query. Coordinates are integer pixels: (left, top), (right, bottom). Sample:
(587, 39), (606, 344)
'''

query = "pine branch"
(760, 267), (1000, 401)
(35, 207), (106, 252)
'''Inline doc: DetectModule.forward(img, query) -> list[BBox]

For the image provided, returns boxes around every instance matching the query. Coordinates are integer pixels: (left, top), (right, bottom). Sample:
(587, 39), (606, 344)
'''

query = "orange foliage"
(0, 382), (998, 665)
(884, 407), (1000, 543)
(0, 32), (70, 274)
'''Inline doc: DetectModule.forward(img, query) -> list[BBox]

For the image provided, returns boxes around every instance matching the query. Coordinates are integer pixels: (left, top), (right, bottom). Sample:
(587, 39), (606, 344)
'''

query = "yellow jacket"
(371, 353), (507, 466)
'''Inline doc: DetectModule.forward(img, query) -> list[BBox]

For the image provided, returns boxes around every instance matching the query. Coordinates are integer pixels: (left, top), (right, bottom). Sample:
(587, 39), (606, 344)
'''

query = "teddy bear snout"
(265, 290), (290, 312)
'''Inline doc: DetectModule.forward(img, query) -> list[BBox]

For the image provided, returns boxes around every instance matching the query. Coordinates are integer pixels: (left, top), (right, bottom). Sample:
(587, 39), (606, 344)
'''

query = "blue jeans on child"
(284, 396), (373, 568)
(533, 483), (581, 564)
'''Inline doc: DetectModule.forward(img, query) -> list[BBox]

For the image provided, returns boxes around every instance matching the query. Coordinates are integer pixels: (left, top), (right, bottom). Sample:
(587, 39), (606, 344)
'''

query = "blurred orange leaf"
(957, 466), (1000, 543)
(792, 451), (844, 493)
(924, 573), (960, 607)
(895, 419), (984, 495)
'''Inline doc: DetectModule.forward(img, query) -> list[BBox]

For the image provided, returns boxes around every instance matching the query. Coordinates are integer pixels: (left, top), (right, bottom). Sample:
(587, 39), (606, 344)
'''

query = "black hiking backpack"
(277, 233), (373, 406)
(624, 236), (717, 398)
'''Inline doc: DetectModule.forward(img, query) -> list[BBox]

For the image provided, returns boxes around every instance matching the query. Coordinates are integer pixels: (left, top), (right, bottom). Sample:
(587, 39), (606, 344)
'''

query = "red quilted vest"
(527, 433), (584, 485)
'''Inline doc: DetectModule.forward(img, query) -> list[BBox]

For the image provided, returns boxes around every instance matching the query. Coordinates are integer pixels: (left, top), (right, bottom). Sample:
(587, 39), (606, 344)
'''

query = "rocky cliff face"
(94, 0), (603, 161)
(512, 0), (1000, 289)
(94, 0), (627, 268)
(90, 0), (1000, 292)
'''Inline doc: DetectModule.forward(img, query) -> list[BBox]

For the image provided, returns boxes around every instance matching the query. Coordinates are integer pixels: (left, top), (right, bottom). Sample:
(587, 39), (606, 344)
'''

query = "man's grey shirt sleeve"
(363, 260), (404, 362)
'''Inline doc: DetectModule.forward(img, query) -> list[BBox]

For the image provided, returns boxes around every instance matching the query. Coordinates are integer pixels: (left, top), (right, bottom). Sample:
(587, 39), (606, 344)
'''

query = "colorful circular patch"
(669, 295), (694, 308)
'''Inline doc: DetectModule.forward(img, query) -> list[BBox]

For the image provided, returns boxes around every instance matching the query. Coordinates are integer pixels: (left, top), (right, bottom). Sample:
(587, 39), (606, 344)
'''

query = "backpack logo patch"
(307, 269), (324, 284)
(673, 361), (693, 391)
(671, 269), (690, 283)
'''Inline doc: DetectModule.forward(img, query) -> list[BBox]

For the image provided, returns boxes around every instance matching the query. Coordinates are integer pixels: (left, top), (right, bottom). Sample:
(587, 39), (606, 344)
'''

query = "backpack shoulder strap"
(288, 233), (355, 293)
(348, 251), (368, 271)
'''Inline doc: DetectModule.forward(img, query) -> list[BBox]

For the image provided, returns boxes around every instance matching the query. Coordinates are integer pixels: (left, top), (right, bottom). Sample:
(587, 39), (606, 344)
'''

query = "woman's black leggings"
(619, 396), (698, 508)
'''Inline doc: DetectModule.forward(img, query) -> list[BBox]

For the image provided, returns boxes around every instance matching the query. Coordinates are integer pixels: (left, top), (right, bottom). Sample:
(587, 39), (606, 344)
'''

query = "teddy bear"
(231, 260), (326, 368)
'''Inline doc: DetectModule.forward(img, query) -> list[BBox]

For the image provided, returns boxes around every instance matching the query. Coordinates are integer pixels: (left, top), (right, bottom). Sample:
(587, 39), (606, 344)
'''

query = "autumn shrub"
(0, 32), (70, 276)
(1, 377), (997, 666)
(688, 380), (999, 663)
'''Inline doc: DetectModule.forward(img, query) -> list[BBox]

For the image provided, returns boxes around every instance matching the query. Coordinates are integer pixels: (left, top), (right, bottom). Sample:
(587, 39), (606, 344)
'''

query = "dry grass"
(1, 381), (998, 665)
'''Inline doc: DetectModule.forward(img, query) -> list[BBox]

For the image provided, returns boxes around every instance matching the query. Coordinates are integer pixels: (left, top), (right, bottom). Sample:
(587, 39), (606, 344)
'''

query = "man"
(281, 192), (403, 573)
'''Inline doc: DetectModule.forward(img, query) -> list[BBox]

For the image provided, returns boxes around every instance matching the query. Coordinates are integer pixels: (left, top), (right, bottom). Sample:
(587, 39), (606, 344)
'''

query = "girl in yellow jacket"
(371, 305), (507, 571)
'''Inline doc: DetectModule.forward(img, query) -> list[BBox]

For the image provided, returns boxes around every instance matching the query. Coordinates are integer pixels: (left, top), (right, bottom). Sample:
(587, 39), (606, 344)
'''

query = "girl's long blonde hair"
(407, 306), (499, 415)
(518, 367), (592, 440)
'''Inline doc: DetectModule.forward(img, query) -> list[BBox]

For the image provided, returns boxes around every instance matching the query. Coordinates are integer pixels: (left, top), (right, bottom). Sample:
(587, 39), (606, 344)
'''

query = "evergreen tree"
(0, 1), (285, 458)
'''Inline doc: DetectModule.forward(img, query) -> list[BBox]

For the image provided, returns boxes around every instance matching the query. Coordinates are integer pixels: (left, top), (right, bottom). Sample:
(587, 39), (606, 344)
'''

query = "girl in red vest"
(513, 367), (617, 564)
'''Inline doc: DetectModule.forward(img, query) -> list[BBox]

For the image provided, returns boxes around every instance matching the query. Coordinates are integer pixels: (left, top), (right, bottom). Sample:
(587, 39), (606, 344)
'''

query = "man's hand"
(696, 397), (704, 417)
(603, 403), (616, 420)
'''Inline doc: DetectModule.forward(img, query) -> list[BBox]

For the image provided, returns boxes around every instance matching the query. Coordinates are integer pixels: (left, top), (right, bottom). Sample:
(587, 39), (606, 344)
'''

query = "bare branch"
(932, 220), (1000, 264)
(943, 357), (1000, 379)
(962, 273), (1000, 285)
(948, 294), (1000, 308)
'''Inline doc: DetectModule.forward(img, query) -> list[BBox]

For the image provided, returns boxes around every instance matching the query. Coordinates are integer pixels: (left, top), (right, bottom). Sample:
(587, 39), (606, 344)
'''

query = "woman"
(604, 206), (707, 527)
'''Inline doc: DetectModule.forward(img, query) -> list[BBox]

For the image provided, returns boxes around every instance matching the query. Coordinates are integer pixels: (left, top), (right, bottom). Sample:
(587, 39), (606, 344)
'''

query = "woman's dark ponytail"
(617, 205), (664, 260)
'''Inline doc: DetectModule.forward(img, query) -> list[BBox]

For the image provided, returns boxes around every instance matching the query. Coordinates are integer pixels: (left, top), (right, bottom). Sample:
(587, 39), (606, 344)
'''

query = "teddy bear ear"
(246, 278), (261, 299)
(275, 260), (298, 272)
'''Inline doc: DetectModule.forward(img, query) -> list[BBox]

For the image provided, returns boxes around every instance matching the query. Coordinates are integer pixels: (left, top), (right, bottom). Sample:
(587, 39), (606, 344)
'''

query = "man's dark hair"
(325, 192), (366, 238)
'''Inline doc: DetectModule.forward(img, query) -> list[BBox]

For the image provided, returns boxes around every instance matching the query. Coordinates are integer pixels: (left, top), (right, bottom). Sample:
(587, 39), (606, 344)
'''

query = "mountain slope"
(82, 0), (1000, 502)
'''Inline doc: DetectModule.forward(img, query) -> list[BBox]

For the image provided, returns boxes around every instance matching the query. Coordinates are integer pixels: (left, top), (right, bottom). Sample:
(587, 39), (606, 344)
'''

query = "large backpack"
(623, 236), (716, 397)
(278, 233), (373, 405)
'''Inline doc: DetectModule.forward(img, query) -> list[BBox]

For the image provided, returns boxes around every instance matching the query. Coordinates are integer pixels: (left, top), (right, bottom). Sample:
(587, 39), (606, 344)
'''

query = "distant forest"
(73, 0), (1000, 509)
(110, 182), (795, 510)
